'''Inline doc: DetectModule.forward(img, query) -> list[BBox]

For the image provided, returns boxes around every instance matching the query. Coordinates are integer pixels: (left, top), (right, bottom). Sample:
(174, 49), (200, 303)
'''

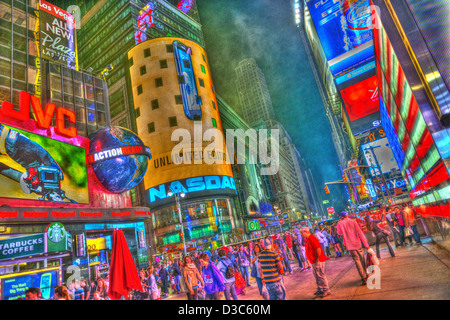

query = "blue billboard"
(306, 0), (374, 76)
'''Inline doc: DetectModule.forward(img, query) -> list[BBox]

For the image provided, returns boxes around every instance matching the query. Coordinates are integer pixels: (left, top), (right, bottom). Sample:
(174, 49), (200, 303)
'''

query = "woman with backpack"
(238, 245), (251, 287)
(199, 253), (225, 300)
(365, 213), (396, 259)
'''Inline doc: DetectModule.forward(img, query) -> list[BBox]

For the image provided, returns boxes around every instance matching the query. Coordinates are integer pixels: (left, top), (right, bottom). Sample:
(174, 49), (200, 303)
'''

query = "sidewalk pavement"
(166, 239), (450, 300)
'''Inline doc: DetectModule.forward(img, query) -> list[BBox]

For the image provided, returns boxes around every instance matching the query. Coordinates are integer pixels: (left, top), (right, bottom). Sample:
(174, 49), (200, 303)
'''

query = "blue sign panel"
(335, 60), (375, 85)
(306, 0), (373, 63)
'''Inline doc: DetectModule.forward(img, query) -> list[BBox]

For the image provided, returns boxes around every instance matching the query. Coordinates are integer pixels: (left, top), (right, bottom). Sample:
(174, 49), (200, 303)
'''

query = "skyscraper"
(235, 58), (277, 125)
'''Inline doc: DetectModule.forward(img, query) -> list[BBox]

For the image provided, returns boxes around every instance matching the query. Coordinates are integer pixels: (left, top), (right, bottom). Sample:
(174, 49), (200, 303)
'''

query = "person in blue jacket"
(200, 253), (225, 300)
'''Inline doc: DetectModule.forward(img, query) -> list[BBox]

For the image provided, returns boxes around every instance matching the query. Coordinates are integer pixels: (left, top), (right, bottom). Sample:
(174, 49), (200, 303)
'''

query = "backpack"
(220, 258), (235, 279)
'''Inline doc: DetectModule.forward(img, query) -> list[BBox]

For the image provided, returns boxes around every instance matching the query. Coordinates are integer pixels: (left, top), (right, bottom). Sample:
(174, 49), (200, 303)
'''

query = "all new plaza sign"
(0, 223), (72, 261)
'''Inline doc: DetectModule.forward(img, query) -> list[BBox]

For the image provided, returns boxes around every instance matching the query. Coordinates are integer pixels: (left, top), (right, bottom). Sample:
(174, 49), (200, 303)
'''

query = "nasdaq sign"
(149, 175), (236, 203)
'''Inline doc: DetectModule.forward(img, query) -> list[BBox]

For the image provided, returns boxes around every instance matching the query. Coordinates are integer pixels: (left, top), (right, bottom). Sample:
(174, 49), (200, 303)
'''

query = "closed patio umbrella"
(108, 229), (143, 300)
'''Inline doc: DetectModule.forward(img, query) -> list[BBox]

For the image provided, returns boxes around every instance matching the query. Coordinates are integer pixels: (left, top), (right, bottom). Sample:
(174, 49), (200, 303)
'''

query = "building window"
(144, 48), (151, 57)
(160, 60), (168, 69)
(148, 122), (155, 133)
(140, 65), (146, 75)
(200, 65), (206, 74)
(169, 116), (178, 127)
(135, 107), (140, 118)
(202, 54), (206, 62)
(129, 57), (134, 67)
(199, 78), (205, 87)
(151, 99), (159, 110)
(212, 100), (216, 110)
(175, 95), (183, 104)
(166, 44), (174, 53)
(155, 77), (163, 87)
(212, 118), (217, 128)
(137, 85), (143, 95)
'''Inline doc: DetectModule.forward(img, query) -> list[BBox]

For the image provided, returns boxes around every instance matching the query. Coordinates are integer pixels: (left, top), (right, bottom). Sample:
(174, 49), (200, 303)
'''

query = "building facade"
(371, 0), (450, 235)
(128, 37), (239, 258)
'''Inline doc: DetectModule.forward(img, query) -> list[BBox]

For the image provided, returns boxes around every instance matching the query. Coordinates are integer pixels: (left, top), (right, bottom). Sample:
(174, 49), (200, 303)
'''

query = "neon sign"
(177, 0), (194, 14)
(0, 91), (77, 138)
(149, 175), (236, 203)
(134, 2), (156, 44)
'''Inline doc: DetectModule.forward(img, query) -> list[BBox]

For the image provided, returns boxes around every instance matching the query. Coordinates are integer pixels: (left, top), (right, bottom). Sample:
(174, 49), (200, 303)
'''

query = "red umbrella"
(108, 229), (143, 300)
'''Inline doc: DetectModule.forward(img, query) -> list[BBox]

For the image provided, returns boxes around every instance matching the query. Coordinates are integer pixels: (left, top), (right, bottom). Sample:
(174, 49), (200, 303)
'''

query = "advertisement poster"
(340, 75), (381, 134)
(0, 124), (89, 204)
(39, 0), (77, 69)
(361, 137), (399, 177)
(306, 0), (373, 62)
(2, 270), (58, 300)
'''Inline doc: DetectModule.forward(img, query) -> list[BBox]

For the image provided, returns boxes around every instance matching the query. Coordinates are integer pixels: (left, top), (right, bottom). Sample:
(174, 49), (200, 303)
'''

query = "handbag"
(250, 262), (257, 278)
(261, 285), (269, 300)
(404, 227), (413, 237)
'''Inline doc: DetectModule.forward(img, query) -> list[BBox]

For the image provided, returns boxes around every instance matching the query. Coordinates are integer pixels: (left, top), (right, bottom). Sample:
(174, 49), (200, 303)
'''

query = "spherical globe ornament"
(88, 126), (152, 193)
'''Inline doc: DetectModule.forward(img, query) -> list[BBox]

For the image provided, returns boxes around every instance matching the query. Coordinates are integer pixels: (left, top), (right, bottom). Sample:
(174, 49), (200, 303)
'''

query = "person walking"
(285, 232), (295, 261)
(273, 234), (293, 274)
(200, 253), (225, 300)
(237, 245), (251, 287)
(395, 207), (412, 246)
(146, 266), (159, 300)
(159, 262), (170, 297)
(314, 227), (327, 257)
(330, 225), (343, 257)
(365, 213), (396, 259)
(300, 227), (331, 298)
(321, 227), (332, 257)
(386, 208), (401, 247)
(216, 248), (239, 300)
(403, 205), (422, 245)
(250, 243), (264, 296)
(183, 255), (204, 300)
(337, 211), (370, 285)
(258, 237), (287, 300)
(294, 228), (311, 270)
(291, 230), (304, 270)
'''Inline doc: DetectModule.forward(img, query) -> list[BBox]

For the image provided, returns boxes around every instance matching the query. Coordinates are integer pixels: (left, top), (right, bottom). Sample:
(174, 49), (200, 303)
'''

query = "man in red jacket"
(300, 227), (331, 298)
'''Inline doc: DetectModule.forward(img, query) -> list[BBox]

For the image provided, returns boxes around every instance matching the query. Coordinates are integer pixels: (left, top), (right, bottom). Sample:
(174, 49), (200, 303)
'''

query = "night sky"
(197, 0), (347, 214)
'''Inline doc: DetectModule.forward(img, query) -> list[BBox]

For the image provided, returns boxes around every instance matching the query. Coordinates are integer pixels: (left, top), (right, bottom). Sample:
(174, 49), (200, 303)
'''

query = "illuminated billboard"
(0, 124), (89, 204)
(0, 91), (132, 208)
(361, 137), (399, 177)
(306, 0), (374, 76)
(340, 75), (380, 134)
(39, 0), (77, 69)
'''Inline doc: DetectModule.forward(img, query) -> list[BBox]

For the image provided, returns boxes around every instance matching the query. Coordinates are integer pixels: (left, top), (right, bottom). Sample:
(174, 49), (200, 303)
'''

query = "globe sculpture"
(89, 127), (151, 193)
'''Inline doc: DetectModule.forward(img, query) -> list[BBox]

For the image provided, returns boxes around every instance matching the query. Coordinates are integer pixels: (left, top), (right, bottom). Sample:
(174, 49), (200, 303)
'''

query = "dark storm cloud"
(198, 0), (347, 213)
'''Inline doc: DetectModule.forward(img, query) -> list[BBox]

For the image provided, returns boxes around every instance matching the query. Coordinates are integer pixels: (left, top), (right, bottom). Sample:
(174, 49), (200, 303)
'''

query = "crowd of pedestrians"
(22, 204), (424, 300)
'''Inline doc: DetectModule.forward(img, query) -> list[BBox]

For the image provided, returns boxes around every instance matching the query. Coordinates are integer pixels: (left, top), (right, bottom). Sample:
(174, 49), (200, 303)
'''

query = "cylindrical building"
(128, 38), (238, 257)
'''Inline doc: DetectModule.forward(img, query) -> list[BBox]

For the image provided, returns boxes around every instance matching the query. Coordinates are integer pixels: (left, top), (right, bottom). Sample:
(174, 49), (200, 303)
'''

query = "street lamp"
(167, 189), (186, 257)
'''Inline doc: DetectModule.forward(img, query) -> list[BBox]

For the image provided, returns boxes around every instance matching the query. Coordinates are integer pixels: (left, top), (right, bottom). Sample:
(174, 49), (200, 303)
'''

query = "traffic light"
(324, 185), (330, 194)
(180, 232), (184, 241)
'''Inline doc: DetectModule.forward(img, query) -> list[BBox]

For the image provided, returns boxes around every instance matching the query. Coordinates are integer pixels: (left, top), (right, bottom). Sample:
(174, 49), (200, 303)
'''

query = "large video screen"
(306, 0), (373, 62)
(0, 124), (89, 204)
(2, 270), (58, 300)
(361, 137), (399, 177)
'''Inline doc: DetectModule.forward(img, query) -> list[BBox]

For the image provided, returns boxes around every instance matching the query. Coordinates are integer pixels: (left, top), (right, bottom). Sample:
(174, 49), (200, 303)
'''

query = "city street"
(166, 240), (450, 300)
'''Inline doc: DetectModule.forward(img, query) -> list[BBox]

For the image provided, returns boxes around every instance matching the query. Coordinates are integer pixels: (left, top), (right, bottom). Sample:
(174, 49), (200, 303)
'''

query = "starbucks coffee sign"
(46, 222), (71, 253)
(0, 234), (45, 261)
(47, 222), (66, 243)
